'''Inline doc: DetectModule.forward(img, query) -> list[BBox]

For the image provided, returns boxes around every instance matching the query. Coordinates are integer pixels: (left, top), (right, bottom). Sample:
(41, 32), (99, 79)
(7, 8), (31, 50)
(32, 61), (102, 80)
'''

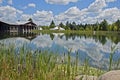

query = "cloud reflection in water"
(0, 34), (120, 69)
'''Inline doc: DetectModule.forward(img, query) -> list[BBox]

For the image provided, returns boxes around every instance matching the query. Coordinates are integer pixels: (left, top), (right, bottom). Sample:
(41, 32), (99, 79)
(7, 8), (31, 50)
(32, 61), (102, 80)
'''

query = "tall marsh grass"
(0, 46), (105, 80)
(109, 45), (120, 71)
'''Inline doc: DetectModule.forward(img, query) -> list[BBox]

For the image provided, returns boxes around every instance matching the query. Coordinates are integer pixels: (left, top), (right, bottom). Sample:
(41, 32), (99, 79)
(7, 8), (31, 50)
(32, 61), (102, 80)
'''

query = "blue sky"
(14, 0), (95, 15)
(0, 0), (120, 25)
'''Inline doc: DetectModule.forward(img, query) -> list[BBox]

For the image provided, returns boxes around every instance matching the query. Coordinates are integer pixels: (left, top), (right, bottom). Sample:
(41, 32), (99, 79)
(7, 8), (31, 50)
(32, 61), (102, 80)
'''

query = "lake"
(0, 32), (120, 70)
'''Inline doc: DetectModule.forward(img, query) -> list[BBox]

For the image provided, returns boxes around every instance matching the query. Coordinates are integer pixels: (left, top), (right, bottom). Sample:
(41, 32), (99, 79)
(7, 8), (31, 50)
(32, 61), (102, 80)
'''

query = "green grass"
(0, 33), (120, 80)
(0, 46), (105, 80)
(33, 30), (120, 36)
(109, 45), (119, 71)
(33, 30), (93, 34)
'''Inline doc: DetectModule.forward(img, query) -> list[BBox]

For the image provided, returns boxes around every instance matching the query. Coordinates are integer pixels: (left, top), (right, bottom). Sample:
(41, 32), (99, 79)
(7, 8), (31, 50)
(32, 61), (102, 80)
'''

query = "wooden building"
(0, 21), (37, 33)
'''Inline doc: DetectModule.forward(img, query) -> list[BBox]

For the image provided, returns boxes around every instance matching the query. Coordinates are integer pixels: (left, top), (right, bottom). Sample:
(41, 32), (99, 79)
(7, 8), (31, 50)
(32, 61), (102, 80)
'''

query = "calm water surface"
(0, 33), (120, 69)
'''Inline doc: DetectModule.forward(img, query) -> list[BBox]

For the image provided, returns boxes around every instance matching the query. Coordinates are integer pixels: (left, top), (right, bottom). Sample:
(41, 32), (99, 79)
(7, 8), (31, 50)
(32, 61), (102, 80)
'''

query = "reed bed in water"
(0, 45), (111, 80)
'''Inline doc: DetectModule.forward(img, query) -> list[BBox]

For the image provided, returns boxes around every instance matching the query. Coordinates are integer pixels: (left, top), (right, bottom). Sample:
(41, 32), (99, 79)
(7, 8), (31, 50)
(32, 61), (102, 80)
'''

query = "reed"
(0, 46), (105, 80)
(109, 45), (118, 71)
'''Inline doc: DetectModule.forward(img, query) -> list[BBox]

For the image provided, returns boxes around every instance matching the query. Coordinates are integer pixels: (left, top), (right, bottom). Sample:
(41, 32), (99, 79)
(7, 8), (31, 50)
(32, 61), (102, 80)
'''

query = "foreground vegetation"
(0, 46), (105, 80)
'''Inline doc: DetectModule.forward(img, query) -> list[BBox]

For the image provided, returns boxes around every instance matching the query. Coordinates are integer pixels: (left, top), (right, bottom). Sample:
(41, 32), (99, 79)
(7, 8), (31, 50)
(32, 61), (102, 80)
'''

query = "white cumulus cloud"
(0, 0), (120, 25)
(0, 5), (23, 23)
(19, 10), (54, 25)
(55, 6), (87, 24)
(54, 0), (120, 25)
(28, 3), (36, 8)
(23, 3), (36, 9)
(97, 7), (120, 23)
(33, 10), (54, 25)
(87, 0), (106, 12)
(20, 14), (32, 21)
(105, 0), (116, 2)
(45, 0), (78, 5)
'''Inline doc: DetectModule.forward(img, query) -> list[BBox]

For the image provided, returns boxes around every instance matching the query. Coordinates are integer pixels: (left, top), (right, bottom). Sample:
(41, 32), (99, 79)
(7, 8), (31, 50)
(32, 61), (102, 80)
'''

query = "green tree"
(70, 22), (77, 30)
(94, 21), (100, 31)
(111, 23), (118, 31)
(100, 19), (108, 31)
(107, 24), (112, 31)
(65, 21), (70, 30)
(115, 19), (120, 31)
(113, 25), (118, 31)
(59, 22), (64, 28)
(49, 20), (55, 28)
(78, 23), (84, 31)
(41, 26), (49, 30)
(28, 18), (33, 22)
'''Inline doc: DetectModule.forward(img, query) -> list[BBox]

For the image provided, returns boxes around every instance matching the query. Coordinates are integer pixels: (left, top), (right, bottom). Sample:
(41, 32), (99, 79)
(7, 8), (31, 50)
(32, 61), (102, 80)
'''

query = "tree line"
(41, 19), (120, 31)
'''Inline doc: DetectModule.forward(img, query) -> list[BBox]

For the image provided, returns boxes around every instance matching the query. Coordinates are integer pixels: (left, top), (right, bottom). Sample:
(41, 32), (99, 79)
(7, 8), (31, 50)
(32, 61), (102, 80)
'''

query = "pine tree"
(49, 20), (55, 28)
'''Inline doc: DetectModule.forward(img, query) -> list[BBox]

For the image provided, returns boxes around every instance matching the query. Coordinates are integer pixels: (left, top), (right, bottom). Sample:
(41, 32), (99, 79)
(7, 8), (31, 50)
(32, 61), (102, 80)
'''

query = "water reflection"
(0, 32), (37, 40)
(0, 32), (120, 69)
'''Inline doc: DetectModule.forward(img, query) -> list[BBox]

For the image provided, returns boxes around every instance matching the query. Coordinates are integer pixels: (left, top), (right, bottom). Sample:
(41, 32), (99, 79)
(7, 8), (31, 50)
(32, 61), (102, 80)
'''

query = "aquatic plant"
(0, 46), (105, 80)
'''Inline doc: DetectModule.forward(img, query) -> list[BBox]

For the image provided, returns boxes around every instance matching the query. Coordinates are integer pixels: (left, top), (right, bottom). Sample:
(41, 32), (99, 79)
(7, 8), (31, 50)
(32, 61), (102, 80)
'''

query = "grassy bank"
(33, 30), (120, 36)
(0, 46), (105, 80)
